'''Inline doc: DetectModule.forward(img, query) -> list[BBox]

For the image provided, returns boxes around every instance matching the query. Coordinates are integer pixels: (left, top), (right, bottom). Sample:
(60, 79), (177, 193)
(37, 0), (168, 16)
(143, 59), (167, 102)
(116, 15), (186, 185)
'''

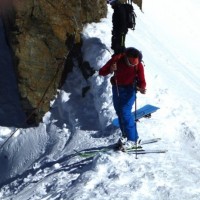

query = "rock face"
(133, 0), (143, 10)
(1, 0), (107, 125)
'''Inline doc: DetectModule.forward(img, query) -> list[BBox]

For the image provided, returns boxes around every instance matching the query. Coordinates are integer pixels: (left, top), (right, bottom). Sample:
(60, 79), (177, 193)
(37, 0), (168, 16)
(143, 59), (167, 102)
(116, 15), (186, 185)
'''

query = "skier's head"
(125, 48), (140, 67)
(126, 48), (139, 58)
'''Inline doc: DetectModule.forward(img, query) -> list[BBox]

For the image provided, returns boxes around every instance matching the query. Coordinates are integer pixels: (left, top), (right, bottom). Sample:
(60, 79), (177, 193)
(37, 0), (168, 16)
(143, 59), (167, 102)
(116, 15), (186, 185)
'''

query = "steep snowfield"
(1, 0), (200, 199)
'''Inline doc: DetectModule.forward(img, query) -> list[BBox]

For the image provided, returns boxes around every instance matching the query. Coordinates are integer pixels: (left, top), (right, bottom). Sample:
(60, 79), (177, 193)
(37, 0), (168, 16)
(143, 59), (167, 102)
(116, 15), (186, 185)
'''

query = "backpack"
(122, 3), (137, 30)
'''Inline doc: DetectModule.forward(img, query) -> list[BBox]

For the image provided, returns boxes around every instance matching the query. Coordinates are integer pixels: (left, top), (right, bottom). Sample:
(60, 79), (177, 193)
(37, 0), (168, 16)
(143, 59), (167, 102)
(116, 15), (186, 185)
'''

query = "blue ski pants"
(112, 85), (138, 142)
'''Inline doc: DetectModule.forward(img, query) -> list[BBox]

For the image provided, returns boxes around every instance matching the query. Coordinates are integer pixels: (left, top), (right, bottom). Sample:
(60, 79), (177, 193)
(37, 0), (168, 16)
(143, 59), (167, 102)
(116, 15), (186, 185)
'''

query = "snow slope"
(1, 0), (200, 199)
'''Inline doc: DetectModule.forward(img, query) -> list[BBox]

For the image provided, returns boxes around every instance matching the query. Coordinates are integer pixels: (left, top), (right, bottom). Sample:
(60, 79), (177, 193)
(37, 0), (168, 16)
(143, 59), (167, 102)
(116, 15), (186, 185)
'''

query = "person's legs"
(112, 86), (138, 142)
(113, 86), (126, 138)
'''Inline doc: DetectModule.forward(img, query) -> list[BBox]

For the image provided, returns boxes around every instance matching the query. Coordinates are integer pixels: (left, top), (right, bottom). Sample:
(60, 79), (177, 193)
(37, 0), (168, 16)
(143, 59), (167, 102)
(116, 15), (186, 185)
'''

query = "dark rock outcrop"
(1, 0), (107, 125)
(133, 0), (143, 10)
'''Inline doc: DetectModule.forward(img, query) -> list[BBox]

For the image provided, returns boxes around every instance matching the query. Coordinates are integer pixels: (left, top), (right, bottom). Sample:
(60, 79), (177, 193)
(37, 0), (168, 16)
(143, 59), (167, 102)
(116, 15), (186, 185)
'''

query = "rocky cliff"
(0, 0), (143, 126)
(133, 0), (142, 10)
(1, 0), (107, 125)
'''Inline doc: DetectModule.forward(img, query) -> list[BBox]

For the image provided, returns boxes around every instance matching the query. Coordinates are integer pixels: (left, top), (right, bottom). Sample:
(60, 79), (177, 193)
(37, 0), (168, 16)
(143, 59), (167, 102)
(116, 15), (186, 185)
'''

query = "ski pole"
(134, 71), (138, 159)
(114, 72), (119, 97)
(114, 67), (125, 139)
(135, 91), (138, 159)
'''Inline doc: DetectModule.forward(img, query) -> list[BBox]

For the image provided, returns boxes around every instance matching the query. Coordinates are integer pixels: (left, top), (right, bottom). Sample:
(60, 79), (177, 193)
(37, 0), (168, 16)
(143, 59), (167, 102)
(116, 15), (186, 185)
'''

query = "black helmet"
(126, 47), (143, 62)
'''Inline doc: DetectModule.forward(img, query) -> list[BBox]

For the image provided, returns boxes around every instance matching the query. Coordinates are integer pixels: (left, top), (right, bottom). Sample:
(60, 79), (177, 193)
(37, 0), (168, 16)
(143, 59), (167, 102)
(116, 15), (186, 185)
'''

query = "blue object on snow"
(112, 104), (160, 127)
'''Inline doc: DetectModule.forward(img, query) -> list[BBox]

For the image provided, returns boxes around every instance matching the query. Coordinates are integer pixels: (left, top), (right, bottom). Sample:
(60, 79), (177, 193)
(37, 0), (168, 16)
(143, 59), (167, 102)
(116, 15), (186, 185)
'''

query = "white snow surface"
(1, 0), (200, 199)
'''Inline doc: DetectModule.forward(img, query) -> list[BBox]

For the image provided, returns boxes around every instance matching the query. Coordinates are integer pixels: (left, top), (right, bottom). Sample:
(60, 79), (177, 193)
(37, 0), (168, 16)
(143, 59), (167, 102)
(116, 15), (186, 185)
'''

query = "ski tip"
(128, 149), (168, 154)
(156, 150), (168, 153)
(150, 137), (162, 142)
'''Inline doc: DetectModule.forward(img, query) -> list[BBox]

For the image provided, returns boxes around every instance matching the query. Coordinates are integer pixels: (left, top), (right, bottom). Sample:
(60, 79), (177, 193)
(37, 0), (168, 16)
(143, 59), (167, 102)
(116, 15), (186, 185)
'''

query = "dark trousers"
(111, 33), (126, 54)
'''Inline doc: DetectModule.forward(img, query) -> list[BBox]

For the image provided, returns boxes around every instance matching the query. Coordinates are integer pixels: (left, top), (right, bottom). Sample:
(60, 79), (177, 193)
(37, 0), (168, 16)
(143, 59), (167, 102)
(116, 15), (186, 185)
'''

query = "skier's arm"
(99, 59), (114, 76)
(99, 53), (125, 76)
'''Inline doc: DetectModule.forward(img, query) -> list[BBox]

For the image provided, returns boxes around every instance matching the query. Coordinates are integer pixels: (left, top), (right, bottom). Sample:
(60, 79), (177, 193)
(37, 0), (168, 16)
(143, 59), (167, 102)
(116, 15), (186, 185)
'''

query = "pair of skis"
(75, 138), (167, 158)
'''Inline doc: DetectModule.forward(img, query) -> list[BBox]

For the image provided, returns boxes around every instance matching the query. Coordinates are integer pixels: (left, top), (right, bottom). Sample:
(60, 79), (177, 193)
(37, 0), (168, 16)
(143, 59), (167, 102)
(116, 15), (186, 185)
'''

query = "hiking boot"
(120, 140), (142, 151)
(118, 137), (127, 145)
(115, 137), (127, 151)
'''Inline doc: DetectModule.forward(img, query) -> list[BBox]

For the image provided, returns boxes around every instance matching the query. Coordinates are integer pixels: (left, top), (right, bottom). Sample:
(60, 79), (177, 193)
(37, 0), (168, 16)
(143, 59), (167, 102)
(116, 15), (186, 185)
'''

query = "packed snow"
(1, 0), (200, 199)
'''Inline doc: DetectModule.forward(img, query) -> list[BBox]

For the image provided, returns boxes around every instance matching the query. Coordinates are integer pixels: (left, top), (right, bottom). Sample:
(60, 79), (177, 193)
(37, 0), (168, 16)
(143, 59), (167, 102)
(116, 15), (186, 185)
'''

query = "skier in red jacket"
(99, 48), (146, 150)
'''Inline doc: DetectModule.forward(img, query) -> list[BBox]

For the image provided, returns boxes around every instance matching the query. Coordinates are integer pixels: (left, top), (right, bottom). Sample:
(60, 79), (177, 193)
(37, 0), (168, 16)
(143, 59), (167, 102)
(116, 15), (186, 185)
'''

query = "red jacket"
(99, 54), (146, 89)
